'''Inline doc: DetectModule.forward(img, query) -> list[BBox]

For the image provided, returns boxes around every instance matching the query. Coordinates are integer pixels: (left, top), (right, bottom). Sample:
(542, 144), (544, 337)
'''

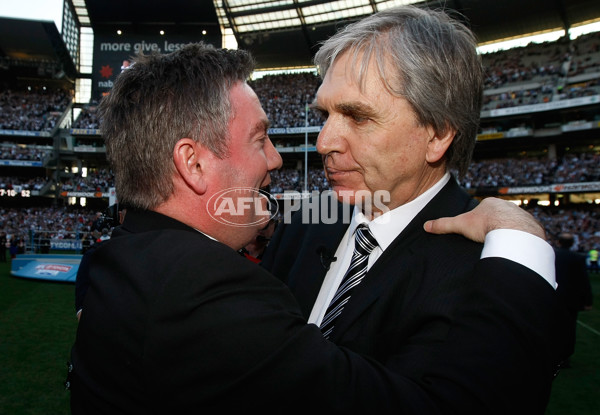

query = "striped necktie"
(320, 224), (378, 339)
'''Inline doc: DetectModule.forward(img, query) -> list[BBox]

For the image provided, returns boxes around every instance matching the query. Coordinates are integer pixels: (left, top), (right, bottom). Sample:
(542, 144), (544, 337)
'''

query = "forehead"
(231, 82), (262, 112)
(315, 50), (421, 127)
(229, 82), (269, 135)
(317, 51), (393, 103)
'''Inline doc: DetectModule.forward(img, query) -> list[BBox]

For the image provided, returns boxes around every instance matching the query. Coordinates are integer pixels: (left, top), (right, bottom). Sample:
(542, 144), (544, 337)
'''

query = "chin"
(333, 187), (379, 207)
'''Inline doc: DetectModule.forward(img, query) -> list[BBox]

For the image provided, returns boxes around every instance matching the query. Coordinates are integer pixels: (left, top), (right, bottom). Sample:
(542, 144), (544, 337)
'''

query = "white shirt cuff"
(481, 229), (556, 289)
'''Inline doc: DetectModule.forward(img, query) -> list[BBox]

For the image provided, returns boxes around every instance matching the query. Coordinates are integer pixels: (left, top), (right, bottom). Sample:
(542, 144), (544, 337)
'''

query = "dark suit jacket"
(555, 246), (593, 353)
(262, 178), (573, 414)
(75, 239), (108, 313)
(73, 209), (492, 414)
(555, 247), (593, 315)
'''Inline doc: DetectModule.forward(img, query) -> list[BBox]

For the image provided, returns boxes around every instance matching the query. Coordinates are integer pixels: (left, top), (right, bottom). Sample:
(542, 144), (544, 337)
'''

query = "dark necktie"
(320, 224), (378, 339)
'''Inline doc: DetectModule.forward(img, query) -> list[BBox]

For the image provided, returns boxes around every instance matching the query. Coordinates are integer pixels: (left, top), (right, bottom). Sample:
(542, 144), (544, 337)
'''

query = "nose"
(265, 137), (283, 171)
(316, 118), (344, 156)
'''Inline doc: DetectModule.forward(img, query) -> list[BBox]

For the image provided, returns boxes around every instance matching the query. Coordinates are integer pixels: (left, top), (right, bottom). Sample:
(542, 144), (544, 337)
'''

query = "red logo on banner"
(100, 65), (113, 79)
(36, 264), (72, 273)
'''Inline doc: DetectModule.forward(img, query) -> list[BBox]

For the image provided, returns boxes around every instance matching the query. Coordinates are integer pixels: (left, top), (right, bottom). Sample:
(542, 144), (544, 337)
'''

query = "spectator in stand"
(72, 104), (100, 129)
(121, 59), (131, 72)
(9, 237), (18, 259)
(97, 228), (110, 242)
(589, 247), (599, 271)
(0, 232), (6, 262)
(91, 212), (105, 232)
(554, 233), (593, 368)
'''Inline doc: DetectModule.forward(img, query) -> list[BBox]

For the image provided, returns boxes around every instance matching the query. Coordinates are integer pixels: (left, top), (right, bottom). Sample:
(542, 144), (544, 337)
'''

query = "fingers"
(423, 216), (460, 235)
(424, 210), (486, 243)
(424, 197), (546, 242)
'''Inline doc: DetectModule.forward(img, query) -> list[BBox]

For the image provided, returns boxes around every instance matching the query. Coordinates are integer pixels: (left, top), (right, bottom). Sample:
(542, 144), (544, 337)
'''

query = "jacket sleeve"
(406, 257), (573, 415)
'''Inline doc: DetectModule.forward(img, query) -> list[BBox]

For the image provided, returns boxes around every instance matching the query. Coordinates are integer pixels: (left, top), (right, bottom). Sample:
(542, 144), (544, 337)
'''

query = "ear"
(425, 125), (456, 164)
(173, 138), (208, 195)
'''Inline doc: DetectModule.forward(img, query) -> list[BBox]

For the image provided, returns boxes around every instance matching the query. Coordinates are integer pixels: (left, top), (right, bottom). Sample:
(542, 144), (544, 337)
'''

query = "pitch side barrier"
(11, 253), (82, 283)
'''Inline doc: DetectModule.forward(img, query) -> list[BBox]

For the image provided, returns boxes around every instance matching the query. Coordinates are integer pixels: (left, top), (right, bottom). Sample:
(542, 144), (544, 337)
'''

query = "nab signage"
(92, 29), (221, 99)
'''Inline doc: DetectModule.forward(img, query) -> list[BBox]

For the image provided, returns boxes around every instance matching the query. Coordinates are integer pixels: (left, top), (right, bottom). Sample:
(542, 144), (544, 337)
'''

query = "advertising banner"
(92, 29), (220, 99)
(11, 254), (83, 283)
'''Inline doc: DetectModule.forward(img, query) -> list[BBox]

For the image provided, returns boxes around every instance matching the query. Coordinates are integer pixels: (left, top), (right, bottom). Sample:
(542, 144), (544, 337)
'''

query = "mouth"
(325, 167), (344, 175)
(261, 174), (272, 189)
(259, 182), (271, 197)
(324, 167), (350, 182)
(260, 173), (271, 190)
(323, 155), (347, 178)
(258, 186), (278, 217)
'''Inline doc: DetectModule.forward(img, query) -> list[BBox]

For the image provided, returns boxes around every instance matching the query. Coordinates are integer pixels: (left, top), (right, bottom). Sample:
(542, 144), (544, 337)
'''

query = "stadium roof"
(3, 0), (600, 73)
(83, 0), (600, 69)
(0, 16), (77, 80)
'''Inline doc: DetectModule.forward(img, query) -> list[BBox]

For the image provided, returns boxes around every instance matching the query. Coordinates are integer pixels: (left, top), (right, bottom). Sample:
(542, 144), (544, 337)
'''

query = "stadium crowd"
(0, 143), (52, 162)
(271, 151), (600, 193)
(460, 152), (600, 189)
(248, 72), (325, 128)
(0, 86), (71, 132)
(0, 206), (102, 259)
(531, 206), (600, 254)
(0, 203), (597, 259)
(0, 176), (48, 192)
(71, 102), (100, 130)
(481, 30), (600, 89)
(59, 168), (114, 194)
(0, 150), (589, 195)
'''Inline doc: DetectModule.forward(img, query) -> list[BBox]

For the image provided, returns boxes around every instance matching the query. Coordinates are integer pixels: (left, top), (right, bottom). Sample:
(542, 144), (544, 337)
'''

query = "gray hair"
(314, 6), (484, 177)
(98, 42), (255, 209)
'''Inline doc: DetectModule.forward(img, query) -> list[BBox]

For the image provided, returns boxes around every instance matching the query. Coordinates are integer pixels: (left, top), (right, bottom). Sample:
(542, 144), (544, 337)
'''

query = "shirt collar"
(350, 173), (451, 250)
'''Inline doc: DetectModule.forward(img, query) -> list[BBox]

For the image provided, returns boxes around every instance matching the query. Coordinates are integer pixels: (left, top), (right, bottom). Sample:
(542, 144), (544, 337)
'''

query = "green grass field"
(0, 258), (598, 414)
(546, 270), (600, 414)
(0, 258), (76, 414)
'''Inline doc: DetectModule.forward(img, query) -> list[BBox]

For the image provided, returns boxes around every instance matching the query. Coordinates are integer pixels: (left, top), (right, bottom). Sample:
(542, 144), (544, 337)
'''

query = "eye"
(350, 113), (368, 123)
(311, 107), (328, 120)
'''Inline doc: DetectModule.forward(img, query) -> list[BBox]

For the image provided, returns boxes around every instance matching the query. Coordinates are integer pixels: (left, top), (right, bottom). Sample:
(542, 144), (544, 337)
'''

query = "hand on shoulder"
(424, 197), (546, 242)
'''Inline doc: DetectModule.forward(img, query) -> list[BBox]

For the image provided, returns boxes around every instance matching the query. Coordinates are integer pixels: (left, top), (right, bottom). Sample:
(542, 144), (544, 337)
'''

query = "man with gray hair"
(263, 5), (572, 414)
(69, 40), (541, 414)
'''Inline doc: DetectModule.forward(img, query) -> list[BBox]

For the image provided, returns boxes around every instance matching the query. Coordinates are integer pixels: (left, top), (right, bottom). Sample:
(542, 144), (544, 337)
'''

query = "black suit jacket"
(554, 246), (592, 351)
(555, 247), (593, 314)
(74, 209), (504, 414)
(262, 178), (573, 414)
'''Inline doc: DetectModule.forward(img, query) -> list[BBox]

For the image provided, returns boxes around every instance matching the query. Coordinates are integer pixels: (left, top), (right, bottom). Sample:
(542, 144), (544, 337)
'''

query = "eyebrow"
(250, 118), (271, 136)
(310, 99), (377, 119)
(336, 102), (377, 118)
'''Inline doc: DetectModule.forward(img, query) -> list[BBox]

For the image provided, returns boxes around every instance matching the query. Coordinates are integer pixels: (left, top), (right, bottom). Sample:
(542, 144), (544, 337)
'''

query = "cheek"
(225, 153), (258, 182)
(248, 157), (268, 179)
(362, 139), (424, 184)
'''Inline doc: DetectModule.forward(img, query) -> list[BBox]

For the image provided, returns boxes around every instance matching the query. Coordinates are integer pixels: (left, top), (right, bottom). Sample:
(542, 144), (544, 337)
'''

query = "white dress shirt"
(308, 173), (556, 325)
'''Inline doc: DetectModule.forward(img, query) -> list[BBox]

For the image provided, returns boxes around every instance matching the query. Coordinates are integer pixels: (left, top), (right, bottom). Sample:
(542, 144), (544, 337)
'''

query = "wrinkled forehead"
(325, 45), (401, 97)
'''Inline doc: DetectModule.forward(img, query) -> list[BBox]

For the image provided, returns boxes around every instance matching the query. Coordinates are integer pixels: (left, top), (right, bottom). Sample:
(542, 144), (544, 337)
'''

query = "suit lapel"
(287, 202), (350, 318)
(329, 179), (476, 341)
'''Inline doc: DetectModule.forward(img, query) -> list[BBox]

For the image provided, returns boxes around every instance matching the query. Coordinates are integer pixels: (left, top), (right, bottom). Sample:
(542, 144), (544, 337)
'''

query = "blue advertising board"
(11, 254), (82, 283)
